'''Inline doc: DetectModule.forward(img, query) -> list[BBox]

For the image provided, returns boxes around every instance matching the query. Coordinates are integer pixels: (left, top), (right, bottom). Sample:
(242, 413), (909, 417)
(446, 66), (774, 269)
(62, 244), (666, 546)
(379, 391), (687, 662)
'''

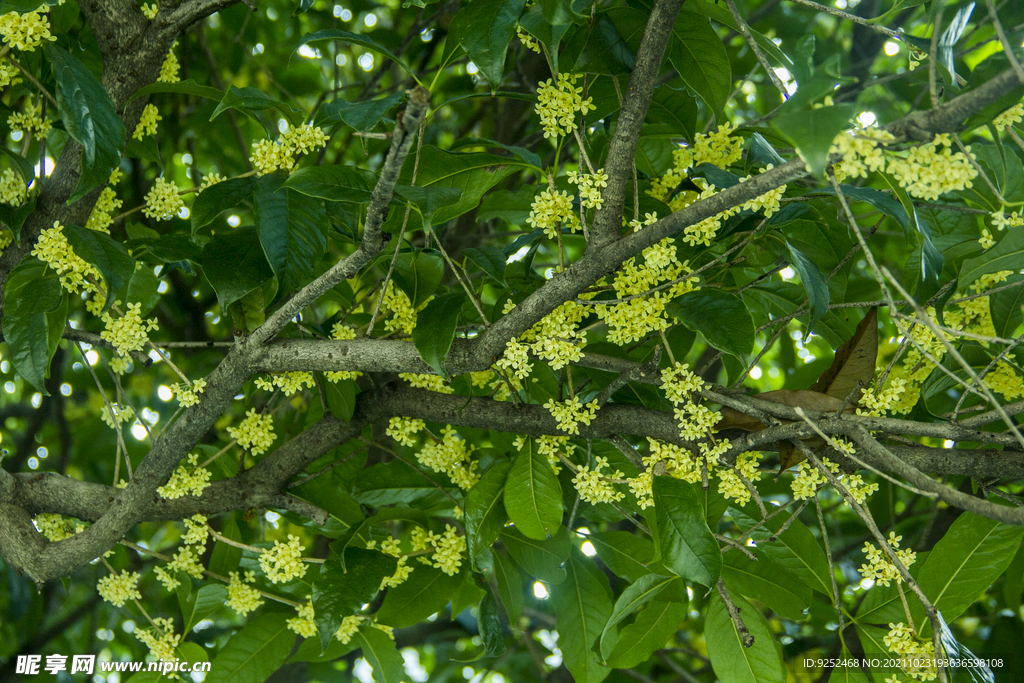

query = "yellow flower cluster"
(418, 425), (479, 489)
(255, 371), (316, 396)
(661, 362), (721, 441)
(517, 26), (540, 53)
(133, 104), (161, 140)
(400, 372), (453, 394)
(325, 321), (362, 382)
(287, 600), (317, 638)
(158, 44), (180, 83)
(99, 403), (135, 429)
(859, 532), (917, 587)
(520, 300), (588, 370)
(0, 9), (56, 51)
(649, 124), (744, 206)
(228, 408), (275, 455)
(717, 451), (761, 505)
(386, 416), (425, 446)
(376, 537), (414, 588)
(32, 221), (102, 294)
(135, 617), (180, 666)
(516, 434), (568, 473)
(527, 187), (579, 239)
(250, 124), (329, 175)
(143, 177), (184, 220)
(157, 452), (212, 499)
(97, 571), (142, 607)
(86, 170), (125, 233)
(829, 127), (894, 181)
(572, 456), (625, 504)
(335, 615), (364, 643)
(496, 338), (533, 380)
(141, 3), (158, 19)
(168, 544), (205, 579)
(857, 378), (907, 417)
(990, 208), (1023, 233)
(0, 168), (26, 206)
(182, 513), (209, 546)
(171, 378), (207, 407)
(199, 171), (226, 190)
(884, 622), (937, 681)
(887, 134), (977, 201)
(568, 169), (608, 209)
(34, 513), (78, 541)
(993, 102), (1024, 132)
(101, 302), (159, 357)
(0, 228), (10, 252)
(739, 165), (785, 218)
(153, 566), (180, 592)
(985, 360), (1024, 400)
(536, 73), (595, 139)
(426, 524), (466, 575)
(0, 60), (20, 87)
(628, 438), (704, 508)
(226, 571), (264, 616)
(543, 396), (599, 435)
(259, 534), (308, 583)
(791, 459), (828, 500)
(383, 281), (418, 334)
(8, 105), (51, 137)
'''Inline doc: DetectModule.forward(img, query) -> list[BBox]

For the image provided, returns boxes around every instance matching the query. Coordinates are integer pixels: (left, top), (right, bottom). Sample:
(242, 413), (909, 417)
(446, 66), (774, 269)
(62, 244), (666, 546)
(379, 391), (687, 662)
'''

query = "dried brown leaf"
(810, 307), (878, 404)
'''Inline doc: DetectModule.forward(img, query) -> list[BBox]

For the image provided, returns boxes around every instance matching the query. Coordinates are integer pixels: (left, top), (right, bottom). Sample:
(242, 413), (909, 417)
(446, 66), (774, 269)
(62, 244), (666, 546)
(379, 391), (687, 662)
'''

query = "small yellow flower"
(143, 177), (184, 220)
(97, 571), (142, 607)
(260, 534), (307, 583)
(133, 104), (161, 140)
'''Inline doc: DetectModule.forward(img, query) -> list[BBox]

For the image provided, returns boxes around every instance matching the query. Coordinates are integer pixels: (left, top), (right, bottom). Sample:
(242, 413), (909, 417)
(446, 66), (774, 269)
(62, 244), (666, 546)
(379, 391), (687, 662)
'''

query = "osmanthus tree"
(4, 0), (1024, 681)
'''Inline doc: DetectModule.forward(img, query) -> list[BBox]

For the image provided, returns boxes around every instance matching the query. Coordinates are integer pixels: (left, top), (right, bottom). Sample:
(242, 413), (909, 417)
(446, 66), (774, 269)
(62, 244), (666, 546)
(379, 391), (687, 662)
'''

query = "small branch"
(716, 578), (754, 648)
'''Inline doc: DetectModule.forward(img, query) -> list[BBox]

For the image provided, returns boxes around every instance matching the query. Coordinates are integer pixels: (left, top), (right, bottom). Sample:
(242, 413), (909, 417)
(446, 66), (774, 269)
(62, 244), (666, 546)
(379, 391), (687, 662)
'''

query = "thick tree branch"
(590, 0), (684, 248)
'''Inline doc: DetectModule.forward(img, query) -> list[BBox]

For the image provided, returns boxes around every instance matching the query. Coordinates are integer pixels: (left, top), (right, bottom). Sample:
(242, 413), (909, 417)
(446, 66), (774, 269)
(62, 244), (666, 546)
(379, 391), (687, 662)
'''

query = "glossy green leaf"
(354, 626), (406, 683)
(729, 508), (831, 596)
(687, 0), (792, 69)
(812, 184), (909, 231)
(3, 260), (65, 394)
(205, 613), (294, 683)
(465, 460), (512, 568)
(449, 0), (526, 87)
(605, 600), (688, 669)
(376, 565), (465, 627)
(314, 91), (406, 131)
(296, 29), (416, 78)
(45, 43), (126, 202)
(493, 550), (525, 621)
(336, 506), (429, 566)
(202, 227), (275, 310)
(785, 240), (830, 331)
(313, 548), (397, 653)
(464, 246), (508, 290)
(479, 591), (507, 657)
(552, 552), (614, 683)
(392, 249), (445, 308)
(501, 527), (570, 584)
(669, 9), (732, 119)
(211, 85), (287, 121)
(62, 224), (136, 315)
(961, 226), (1024, 290)
(706, 592), (786, 683)
(587, 531), (658, 582)
(180, 584), (228, 635)
(209, 516), (243, 578)
(774, 104), (854, 180)
(324, 377), (358, 421)
(411, 291), (464, 379)
(667, 289), (754, 357)
(517, 5), (570, 72)
(653, 476), (721, 588)
(887, 179), (944, 282)
(393, 185), (464, 227)
(503, 438), (563, 540)
(284, 165), (378, 203)
(573, 13), (635, 75)
(599, 574), (679, 659)
(129, 79), (224, 104)
(254, 172), (329, 293)
(721, 552), (811, 621)
(191, 177), (257, 233)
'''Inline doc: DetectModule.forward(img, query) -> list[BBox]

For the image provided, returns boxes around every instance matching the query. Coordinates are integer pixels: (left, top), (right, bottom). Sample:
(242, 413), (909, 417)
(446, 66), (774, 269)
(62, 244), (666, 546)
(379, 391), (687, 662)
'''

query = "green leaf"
(653, 476), (721, 588)
(393, 185), (464, 227)
(181, 584), (228, 635)
(314, 91), (406, 131)
(191, 177), (257, 233)
(989, 274), (1024, 337)
(128, 79), (225, 104)
(411, 291), (464, 379)
(209, 515), (244, 578)
(552, 552), (614, 683)
(812, 184), (909, 231)
(573, 13), (636, 75)
(202, 227), (275, 310)
(747, 133), (786, 168)
(646, 85), (699, 142)
(493, 550), (525, 621)
(400, 147), (525, 224)
(211, 85), (287, 121)
(503, 438), (563, 540)
(599, 574), (679, 659)
(774, 104), (855, 180)
(785, 240), (830, 331)
(285, 165), (379, 203)
(721, 552), (811, 621)
(669, 9), (732, 119)
(479, 590), (507, 657)
(354, 626), (406, 683)
(501, 527), (571, 584)
(465, 460), (512, 568)
(123, 263), (161, 316)
(587, 531), (658, 582)
(205, 612), (294, 683)
(518, 5), (570, 72)
(254, 172), (329, 293)
(296, 30), (416, 79)
(887, 179), (944, 282)
(833, 641), (871, 683)
(729, 507), (832, 596)
(312, 549), (397, 654)
(450, 137), (543, 170)
(376, 565), (465, 627)
(913, 512), (1024, 628)
(3, 260), (66, 394)
(62, 224), (136, 314)
(463, 246), (508, 290)
(605, 600), (688, 669)
(449, 0), (526, 87)
(323, 377), (358, 421)
(45, 43), (126, 203)
(687, 0), (793, 69)
(961, 226), (1024, 290)
(667, 289), (754, 357)
(706, 592), (786, 683)
(392, 249), (445, 308)
(352, 462), (453, 506)
(336, 506), (429, 566)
